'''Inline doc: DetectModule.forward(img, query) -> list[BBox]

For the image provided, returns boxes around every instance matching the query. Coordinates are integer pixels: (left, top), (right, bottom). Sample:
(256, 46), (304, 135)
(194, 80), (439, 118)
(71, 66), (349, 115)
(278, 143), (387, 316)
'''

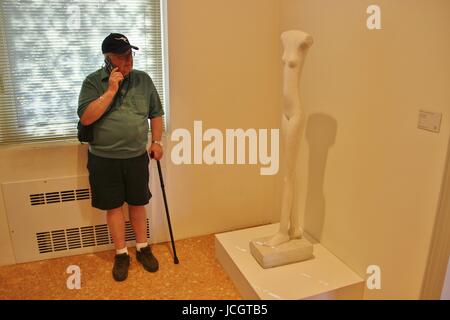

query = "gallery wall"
(280, 0), (450, 299)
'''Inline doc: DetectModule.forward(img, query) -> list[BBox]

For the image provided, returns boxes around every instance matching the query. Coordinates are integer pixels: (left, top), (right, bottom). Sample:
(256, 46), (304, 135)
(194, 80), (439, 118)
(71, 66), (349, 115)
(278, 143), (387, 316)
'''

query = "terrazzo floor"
(0, 234), (241, 300)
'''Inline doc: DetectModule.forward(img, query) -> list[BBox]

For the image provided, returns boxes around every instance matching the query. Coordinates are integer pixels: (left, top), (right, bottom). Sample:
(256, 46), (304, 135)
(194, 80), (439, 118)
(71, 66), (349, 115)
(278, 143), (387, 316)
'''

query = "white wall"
(0, 0), (281, 266)
(280, 0), (450, 299)
(441, 257), (450, 300)
(164, 0), (281, 239)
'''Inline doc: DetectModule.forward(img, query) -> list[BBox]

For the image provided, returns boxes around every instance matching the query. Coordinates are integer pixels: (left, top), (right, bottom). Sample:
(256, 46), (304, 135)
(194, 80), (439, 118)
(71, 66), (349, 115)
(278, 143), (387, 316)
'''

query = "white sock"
(116, 247), (128, 255)
(136, 242), (148, 252)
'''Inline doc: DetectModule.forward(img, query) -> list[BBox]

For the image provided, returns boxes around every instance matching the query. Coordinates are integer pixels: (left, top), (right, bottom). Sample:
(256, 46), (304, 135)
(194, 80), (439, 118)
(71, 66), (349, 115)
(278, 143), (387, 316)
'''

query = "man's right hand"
(80, 68), (121, 126)
(108, 67), (124, 94)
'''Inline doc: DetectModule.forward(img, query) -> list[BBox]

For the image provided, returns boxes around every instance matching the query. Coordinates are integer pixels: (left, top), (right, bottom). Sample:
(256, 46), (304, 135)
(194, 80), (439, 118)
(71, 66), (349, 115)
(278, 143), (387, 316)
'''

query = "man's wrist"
(152, 140), (163, 147)
(103, 90), (115, 100)
(98, 91), (114, 108)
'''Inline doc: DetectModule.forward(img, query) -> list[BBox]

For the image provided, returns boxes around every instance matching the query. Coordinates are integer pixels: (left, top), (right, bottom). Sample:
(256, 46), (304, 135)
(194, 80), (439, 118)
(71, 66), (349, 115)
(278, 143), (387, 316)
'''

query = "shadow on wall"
(303, 113), (337, 242)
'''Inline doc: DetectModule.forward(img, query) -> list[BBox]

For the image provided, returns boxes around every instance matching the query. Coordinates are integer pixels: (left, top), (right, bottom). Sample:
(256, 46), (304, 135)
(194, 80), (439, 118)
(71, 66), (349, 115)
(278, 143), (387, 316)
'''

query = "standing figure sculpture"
(264, 30), (313, 247)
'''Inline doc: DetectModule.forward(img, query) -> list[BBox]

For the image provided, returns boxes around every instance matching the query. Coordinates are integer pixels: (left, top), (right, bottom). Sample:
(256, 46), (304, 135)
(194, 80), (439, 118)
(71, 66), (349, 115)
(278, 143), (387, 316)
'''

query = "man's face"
(109, 49), (134, 76)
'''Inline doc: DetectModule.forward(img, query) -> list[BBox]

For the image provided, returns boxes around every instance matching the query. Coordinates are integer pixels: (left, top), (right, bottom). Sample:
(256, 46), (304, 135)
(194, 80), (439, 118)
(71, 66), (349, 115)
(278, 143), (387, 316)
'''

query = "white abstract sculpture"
(265, 30), (313, 246)
(250, 30), (314, 268)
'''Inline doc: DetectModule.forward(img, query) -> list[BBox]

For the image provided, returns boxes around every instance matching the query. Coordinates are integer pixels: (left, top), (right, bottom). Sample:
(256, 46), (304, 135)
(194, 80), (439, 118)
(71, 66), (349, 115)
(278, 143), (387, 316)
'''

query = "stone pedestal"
(250, 236), (313, 269)
(215, 224), (364, 299)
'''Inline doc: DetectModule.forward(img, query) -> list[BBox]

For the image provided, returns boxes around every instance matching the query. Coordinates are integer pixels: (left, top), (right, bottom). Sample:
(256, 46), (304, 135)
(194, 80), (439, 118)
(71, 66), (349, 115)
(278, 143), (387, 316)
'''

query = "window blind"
(0, 0), (166, 144)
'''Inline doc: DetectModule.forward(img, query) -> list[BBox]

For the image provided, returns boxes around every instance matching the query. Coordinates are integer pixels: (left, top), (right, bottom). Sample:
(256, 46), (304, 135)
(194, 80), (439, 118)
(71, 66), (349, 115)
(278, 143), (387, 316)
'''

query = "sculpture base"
(250, 236), (313, 269)
(216, 224), (365, 299)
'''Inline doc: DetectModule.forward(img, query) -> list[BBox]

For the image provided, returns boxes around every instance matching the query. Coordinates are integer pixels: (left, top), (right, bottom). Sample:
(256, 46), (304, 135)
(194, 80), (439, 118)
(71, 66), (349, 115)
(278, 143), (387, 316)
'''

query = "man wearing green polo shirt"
(78, 33), (164, 281)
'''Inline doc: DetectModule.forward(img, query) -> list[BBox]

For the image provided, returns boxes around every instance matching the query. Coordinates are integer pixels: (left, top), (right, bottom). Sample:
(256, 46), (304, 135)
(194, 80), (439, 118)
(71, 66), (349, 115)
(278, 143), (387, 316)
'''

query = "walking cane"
(150, 151), (179, 264)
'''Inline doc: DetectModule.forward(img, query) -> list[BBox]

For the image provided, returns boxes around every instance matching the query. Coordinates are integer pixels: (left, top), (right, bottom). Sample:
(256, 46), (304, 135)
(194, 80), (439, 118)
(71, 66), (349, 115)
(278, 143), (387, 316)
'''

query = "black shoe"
(112, 253), (130, 281)
(136, 246), (159, 273)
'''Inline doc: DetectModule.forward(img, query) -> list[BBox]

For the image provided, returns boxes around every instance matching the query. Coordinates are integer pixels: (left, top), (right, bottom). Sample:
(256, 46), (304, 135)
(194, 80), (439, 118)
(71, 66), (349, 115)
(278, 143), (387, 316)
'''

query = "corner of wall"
(0, 188), (17, 266)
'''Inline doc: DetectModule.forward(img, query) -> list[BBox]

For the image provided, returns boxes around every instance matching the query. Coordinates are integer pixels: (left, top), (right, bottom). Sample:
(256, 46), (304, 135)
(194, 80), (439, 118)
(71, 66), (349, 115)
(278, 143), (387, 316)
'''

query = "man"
(78, 33), (164, 281)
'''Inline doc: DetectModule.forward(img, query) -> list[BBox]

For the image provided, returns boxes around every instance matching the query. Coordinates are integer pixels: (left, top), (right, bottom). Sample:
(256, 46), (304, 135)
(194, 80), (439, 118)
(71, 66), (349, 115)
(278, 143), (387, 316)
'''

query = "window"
(0, 0), (167, 144)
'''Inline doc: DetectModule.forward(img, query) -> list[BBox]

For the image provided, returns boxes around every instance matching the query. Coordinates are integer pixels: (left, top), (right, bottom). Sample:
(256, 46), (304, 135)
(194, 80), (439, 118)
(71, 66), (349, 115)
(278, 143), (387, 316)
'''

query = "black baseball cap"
(101, 33), (139, 54)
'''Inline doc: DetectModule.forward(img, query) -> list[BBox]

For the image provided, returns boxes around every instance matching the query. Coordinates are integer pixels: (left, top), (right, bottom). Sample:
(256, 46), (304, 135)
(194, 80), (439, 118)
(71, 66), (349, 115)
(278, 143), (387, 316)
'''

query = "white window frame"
(0, 0), (170, 145)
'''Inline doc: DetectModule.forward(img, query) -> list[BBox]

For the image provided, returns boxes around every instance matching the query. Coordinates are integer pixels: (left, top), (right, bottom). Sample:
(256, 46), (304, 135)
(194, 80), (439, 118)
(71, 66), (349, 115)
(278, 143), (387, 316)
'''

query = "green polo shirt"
(78, 68), (164, 159)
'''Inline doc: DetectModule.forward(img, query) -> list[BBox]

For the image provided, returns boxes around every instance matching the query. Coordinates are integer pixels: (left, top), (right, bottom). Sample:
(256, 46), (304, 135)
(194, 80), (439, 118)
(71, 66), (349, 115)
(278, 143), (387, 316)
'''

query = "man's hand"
(149, 143), (163, 160)
(108, 67), (124, 94)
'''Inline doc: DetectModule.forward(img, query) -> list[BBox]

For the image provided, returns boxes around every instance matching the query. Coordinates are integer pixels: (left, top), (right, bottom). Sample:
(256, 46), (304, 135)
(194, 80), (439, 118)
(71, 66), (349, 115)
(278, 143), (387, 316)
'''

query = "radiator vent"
(67, 228), (81, 250)
(36, 219), (150, 254)
(95, 224), (110, 246)
(30, 189), (91, 206)
(3, 174), (165, 263)
(81, 226), (95, 248)
(51, 230), (67, 251)
(36, 232), (52, 254)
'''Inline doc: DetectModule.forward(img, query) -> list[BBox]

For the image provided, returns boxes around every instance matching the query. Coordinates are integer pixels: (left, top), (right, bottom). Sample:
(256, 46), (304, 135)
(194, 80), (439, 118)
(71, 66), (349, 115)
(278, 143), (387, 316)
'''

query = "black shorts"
(87, 151), (152, 210)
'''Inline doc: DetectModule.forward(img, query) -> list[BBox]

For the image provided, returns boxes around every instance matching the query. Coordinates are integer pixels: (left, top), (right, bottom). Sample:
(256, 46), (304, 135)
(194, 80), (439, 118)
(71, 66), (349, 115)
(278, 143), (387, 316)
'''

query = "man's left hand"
(149, 143), (163, 160)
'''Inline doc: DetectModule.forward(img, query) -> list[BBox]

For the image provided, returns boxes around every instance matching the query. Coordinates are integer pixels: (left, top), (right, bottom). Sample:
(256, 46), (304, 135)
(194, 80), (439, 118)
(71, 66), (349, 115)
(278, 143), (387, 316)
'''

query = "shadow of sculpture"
(303, 113), (337, 242)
